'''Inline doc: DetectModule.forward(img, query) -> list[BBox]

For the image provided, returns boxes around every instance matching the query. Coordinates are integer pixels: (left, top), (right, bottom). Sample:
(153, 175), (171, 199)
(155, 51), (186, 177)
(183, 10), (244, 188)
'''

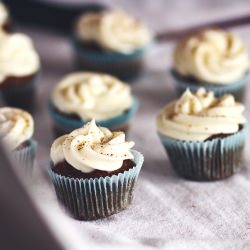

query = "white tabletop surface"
(14, 1), (250, 249)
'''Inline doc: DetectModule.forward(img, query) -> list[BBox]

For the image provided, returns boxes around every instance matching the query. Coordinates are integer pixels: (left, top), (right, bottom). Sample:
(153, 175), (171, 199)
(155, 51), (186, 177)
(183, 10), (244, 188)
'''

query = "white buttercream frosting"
(0, 3), (8, 28)
(174, 29), (249, 84)
(76, 10), (151, 53)
(157, 88), (246, 141)
(0, 107), (34, 150)
(0, 32), (40, 82)
(52, 72), (133, 120)
(50, 119), (134, 173)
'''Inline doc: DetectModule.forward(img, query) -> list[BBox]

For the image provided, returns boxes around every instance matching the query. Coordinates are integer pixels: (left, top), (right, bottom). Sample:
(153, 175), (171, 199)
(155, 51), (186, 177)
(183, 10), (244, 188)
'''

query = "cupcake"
(0, 107), (37, 173)
(156, 88), (247, 181)
(0, 31), (40, 112)
(48, 72), (138, 137)
(72, 10), (152, 81)
(0, 2), (9, 31)
(171, 29), (250, 101)
(48, 119), (144, 220)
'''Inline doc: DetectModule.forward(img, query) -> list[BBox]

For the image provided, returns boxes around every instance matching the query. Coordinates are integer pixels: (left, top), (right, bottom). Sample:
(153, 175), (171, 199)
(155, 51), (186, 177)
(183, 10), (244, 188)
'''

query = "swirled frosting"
(76, 10), (151, 53)
(0, 32), (40, 83)
(0, 3), (8, 28)
(50, 119), (134, 173)
(157, 88), (246, 141)
(174, 29), (249, 84)
(0, 107), (34, 150)
(52, 72), (133, 120)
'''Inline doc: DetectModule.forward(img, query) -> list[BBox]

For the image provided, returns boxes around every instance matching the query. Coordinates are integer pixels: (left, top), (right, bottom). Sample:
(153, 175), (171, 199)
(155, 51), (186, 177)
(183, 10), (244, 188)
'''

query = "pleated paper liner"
(170, 69), (250, 102)
(13, 139), (37, 175)
(158, 126), (247, 181)
(71, 38), (152, 82)
(48, 97), (138, 138)
(48, 150), (144, 220)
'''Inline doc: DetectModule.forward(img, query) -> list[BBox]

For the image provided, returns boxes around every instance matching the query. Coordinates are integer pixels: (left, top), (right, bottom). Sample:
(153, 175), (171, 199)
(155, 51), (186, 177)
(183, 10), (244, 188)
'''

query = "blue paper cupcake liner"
(13, 139), (37, 174)
(48, 149), (144, 220)
(71, 38), (153, 81)
(48, 97), (138, 136)
(158, 126), (247, 181)
(0, 72), (40, 112)
(171, 69), (250, 101)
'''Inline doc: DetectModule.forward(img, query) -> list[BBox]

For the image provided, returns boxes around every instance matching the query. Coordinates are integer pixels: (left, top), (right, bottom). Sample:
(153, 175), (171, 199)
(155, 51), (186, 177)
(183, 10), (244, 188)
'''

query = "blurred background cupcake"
(0, 107), (37, 174)
(72, 9), (152, 81)
(48, 72), (138, 137)
(0, 2), (10, 32)
(48, 119), (144, 220)
(156, 87), (247, 181)
(171, 29), (250, 101)
(0, 31), (40, 112)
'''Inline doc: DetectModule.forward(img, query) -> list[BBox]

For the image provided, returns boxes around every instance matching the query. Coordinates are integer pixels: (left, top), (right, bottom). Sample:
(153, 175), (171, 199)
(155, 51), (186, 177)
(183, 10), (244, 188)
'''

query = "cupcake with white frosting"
(48, 119), (144, 220)
(48, 72), (138, 137)
(156, 88), (247, 181)
(0, 107), (37, 173)
(72, 9), (152, 81)
(0, 31), (40, 111)
(171, 29), (250, 101)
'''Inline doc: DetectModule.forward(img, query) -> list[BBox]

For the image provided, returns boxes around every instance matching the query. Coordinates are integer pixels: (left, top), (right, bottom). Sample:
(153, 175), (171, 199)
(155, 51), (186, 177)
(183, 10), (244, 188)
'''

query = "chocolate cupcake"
(156, 88), (247, 181)
(48, 72), (138, 137)
(171, 29), (250, 101)
(72, 10), (152, 81)
(48, 119), (144, 220)
(0, 107), (37, 174)
(0, 32), (40, 112)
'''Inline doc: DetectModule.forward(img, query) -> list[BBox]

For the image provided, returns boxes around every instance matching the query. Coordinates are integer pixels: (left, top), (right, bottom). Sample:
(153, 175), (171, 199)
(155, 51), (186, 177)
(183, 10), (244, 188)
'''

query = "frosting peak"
(0, 107), (34, 150)
(0, 32), (40, 82)
(174, 29), (249, 84)
(50, 119), (134, 173)
(52, 72), (133, 120)
(157, 88), (246, 141)
(0, 3), (8, 28)
(76, 10), (151, 53)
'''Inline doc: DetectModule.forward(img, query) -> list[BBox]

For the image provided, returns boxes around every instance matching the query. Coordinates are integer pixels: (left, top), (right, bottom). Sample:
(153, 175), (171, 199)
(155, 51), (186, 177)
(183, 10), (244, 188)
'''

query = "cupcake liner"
(48, 97), (138, 136)
(158, 126), (247, 181)
(13, 139), (37, 174)
(71, 38), (153, 81)
(0, 72), (40, 112)
(171, 69), (250, 101)
(48, 149), (144, 220)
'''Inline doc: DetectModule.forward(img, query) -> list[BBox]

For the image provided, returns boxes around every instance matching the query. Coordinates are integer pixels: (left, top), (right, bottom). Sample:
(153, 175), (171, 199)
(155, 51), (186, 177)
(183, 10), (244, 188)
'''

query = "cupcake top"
(157, 88), (246, 141)
(174, 29), (249, 84)
(50, 119), (134, 173)
(0, 107), (34, 150)
(0, 3), (8, 29)
(0, 32), (40, 83)
(52, 72), (133, 120)
(76, 10), (151, 54)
